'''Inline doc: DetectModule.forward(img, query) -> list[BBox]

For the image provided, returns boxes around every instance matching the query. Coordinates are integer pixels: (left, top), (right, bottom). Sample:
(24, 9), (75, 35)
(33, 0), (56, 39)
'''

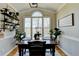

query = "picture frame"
(58, 13), (74, 27)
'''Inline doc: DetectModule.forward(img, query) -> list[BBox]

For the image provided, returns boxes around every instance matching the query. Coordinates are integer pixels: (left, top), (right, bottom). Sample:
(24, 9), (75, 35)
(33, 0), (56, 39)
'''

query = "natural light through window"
(32, 11), (43, 17)
(24, 11), (50, 40)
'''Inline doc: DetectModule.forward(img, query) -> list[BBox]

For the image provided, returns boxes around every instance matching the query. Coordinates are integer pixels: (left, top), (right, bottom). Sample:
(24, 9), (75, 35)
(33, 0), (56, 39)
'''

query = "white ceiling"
(9, 3), (65, 12)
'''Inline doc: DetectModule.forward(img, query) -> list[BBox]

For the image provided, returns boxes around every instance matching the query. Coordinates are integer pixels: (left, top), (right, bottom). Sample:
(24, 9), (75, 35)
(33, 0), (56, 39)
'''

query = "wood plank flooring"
(7, 47), (18, 56)
(55, 46), (67, 56)
(7, 46), (67, 56)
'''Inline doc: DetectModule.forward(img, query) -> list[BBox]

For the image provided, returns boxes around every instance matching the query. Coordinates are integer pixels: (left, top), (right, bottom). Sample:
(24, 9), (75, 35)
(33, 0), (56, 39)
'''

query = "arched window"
(24, 11), (50, 40)
(32, 11), (43, 17)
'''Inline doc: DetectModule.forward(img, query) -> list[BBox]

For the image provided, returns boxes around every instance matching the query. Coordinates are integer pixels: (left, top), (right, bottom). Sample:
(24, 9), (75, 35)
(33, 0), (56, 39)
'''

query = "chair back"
(28, 41), (46, 56)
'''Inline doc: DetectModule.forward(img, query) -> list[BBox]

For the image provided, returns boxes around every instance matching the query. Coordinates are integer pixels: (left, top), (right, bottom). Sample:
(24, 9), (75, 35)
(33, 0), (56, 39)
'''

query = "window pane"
(32, 11), (43, 17)
(24, 18), (31, 39)
(32, 18), (42, 40)
(43, 17), (50, 39)
(24, 17), (50, 40)
(43, 28), (50, 39)
(38, 18), (42, 27)
(25, 18), (31, 27)
(32, 18), (38, 28)
(44, 17), (50, 27)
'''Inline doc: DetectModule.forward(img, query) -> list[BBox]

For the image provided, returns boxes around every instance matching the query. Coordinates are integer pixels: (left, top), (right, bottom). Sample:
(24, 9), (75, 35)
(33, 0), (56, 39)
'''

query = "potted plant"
(49, 29), (53, 39)
(14, 29), (26, 42)
(53, 28), (61, 42)
(14, 29), (22, 42)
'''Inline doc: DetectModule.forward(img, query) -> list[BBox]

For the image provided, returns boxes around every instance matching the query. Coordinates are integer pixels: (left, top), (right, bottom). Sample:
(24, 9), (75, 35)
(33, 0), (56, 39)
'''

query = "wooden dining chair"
(28, 41), (46, 56)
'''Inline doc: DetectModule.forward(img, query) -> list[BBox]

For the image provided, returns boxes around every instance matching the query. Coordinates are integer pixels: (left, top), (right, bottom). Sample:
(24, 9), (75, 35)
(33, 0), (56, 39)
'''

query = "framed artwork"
(58, 13), (74, 27)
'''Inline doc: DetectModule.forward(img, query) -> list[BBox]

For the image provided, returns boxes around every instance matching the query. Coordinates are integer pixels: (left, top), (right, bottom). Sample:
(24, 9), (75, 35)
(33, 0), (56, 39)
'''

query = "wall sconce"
(29, 3), (38, 8)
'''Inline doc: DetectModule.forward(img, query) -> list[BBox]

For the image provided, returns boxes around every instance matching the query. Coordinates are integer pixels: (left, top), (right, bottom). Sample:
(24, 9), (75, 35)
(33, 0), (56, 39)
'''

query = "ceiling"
(9, 3), (65, 12)
(0, 3), (65, 13)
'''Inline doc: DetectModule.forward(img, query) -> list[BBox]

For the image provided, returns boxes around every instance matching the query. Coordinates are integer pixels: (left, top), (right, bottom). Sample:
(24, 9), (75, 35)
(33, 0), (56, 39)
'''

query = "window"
(24, 18), (31, 39)
(32, 11), (43, 17)
(24, 11), (50, 40)
(43, 17), (50, 39)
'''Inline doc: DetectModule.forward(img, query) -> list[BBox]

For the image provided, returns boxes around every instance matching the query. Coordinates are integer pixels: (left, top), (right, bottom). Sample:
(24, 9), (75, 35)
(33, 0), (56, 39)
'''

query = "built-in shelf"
(1, 13), (19, 20)
(0, 8), (19, 31)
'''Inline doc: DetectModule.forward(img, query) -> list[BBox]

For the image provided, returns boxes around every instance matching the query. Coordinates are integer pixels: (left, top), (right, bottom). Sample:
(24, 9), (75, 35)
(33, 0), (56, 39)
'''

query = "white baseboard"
(4, 46), (17, 56)
(57, 45), (71, 56)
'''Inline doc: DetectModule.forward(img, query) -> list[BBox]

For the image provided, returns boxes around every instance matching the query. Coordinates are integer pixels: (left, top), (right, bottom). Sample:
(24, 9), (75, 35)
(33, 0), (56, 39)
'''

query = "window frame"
(24, 11), (51, 40)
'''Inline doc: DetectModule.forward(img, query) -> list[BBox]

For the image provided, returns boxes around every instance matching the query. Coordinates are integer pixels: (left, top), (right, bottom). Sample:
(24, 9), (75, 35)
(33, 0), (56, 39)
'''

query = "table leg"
(18, 45), (22, 56)
(18, 45), (24, 56)
(51, 45), (55, 56)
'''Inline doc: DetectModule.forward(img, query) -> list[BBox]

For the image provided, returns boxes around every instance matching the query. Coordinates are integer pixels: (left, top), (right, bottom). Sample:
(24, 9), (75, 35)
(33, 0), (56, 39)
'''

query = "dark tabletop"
(17, 39), (58, 45)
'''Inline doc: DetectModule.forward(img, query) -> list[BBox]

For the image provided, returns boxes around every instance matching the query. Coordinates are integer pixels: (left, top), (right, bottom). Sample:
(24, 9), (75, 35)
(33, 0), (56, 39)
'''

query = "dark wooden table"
(17, 40), (58, 56)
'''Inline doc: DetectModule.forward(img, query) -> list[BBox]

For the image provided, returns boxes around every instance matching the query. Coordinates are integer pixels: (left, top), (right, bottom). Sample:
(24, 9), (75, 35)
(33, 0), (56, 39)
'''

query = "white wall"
(0, 31), (16, 56)
(57, 3), (79, 56)
(0, 4), (16, 56)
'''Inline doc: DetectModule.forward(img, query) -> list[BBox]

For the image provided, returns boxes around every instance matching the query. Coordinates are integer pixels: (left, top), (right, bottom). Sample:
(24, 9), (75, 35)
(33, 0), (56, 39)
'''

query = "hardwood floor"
(7, 47), (18, 56)
(55, 46), (67, 56)
(7, 46), (67, 56)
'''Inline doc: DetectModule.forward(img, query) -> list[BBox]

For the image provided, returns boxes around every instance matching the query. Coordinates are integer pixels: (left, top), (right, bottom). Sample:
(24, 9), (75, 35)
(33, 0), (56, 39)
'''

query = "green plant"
(53, 28), (61, 41)
(54, 28), (61, 36)
(14, 30), (21, 41)
(49, 29), (53, 39)
(49, 29), (53, 35)
(14, 29), (26, 41)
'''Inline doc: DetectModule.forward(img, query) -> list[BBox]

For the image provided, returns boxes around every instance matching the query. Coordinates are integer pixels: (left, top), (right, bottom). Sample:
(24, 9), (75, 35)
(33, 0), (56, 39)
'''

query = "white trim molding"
(57, 45), (71, 56)
(4, 46), (17, 56)
(57, 3), (66, 12)
(7, 3), (17, 12)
